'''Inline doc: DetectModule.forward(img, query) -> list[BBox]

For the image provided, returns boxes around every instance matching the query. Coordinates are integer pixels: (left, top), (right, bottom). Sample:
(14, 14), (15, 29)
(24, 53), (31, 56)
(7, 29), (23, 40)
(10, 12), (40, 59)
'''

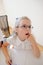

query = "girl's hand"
(27, 34), (36, 43)
(28, 34), (40, 58)
(6, 57), (12, 65)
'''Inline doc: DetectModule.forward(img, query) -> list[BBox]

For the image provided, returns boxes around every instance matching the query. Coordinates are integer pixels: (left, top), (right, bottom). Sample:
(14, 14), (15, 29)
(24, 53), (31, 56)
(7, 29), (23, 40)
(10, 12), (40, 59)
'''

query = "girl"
(4, 16), (41, 65)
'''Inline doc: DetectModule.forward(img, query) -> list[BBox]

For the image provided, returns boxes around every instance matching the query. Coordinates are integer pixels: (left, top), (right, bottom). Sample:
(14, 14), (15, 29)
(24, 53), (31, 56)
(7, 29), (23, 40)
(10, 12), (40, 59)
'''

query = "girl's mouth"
(25, 33), (29, 35)
(25, 33), (30, 37)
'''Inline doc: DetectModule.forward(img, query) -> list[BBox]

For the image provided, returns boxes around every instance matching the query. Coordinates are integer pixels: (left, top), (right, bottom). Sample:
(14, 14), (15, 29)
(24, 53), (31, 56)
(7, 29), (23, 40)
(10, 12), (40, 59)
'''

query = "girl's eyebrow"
(21, 24), (31, 26)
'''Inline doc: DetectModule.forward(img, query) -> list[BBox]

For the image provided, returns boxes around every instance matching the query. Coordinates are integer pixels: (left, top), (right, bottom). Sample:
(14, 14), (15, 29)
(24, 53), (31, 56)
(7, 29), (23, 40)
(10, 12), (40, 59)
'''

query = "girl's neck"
(17, 35), (26, 41)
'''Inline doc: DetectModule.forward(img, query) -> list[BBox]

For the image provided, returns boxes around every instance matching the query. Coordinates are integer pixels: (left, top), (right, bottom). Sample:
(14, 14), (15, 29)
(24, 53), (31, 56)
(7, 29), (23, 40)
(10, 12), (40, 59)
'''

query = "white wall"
(0, 0), (6, 15)
(0, 0), (43, 45)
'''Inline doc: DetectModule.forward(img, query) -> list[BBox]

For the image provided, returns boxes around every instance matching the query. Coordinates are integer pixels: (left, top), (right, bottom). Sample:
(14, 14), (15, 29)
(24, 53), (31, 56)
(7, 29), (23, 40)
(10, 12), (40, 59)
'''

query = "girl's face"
(16, 19), (32, 41)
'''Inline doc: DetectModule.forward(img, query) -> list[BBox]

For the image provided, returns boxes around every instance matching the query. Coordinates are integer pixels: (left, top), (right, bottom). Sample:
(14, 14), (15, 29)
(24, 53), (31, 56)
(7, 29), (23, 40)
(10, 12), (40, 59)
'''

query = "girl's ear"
(15, 27), (17, 32)
(14, 27), (18, 33)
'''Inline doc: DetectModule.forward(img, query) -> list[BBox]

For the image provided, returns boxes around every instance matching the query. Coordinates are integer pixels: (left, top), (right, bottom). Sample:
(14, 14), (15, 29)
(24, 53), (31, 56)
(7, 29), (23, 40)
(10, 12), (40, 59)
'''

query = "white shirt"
(7, 35), (43, 65)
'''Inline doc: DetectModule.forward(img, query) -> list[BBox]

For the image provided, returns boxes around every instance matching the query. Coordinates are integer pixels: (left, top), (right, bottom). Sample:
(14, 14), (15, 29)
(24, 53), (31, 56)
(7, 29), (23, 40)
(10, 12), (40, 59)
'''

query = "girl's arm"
(2, 42), (12, 65)
(28, 34), (40, 58)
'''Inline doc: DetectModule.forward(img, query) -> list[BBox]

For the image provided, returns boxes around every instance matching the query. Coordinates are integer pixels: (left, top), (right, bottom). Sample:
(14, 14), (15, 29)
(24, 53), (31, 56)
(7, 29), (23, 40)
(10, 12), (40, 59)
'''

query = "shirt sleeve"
(6, 35), (15, 45)
(3, 38), (6, 43)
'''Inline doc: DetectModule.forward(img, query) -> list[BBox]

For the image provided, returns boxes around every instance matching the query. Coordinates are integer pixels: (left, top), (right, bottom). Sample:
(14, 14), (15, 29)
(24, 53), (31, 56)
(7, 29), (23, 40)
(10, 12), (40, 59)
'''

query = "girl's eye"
(23, 25), (26, 27)
(28, 26), (31, 28)
(20, 25), (26, 28)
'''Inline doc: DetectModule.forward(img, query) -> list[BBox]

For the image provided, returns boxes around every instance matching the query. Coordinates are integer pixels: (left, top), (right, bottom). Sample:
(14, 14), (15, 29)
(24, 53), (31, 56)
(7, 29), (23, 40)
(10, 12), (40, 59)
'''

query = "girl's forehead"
(19, 19), (31, 25)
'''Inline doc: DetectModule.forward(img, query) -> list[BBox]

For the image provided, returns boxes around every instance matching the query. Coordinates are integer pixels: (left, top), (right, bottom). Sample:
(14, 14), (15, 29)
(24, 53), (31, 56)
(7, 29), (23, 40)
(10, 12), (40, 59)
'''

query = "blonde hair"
(15, 16), (31, 28)
(13, 16), (31, 35)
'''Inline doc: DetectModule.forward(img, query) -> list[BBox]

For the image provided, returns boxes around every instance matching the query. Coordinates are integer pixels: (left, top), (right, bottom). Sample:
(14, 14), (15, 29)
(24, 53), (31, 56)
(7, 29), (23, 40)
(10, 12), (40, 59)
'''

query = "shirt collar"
(16, 36), (28, 46)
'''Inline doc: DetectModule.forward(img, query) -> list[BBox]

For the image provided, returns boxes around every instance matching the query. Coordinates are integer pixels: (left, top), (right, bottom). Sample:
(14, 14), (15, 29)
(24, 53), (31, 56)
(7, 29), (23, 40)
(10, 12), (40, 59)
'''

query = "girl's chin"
(26, 35), (30, 38)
